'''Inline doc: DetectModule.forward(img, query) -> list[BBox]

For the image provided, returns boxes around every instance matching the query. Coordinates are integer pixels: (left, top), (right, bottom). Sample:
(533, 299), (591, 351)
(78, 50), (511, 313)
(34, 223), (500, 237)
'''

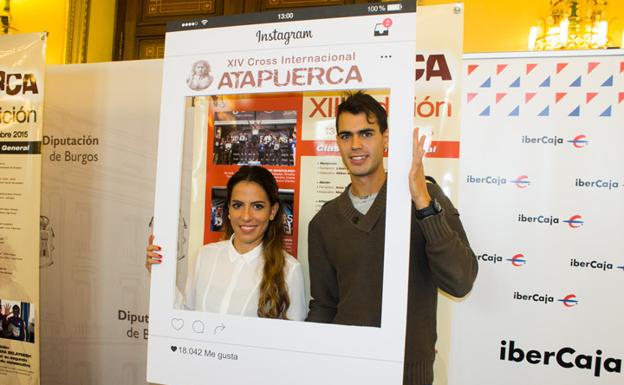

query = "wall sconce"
(1, 0), (10, 34)
(528, 0), (621, 50)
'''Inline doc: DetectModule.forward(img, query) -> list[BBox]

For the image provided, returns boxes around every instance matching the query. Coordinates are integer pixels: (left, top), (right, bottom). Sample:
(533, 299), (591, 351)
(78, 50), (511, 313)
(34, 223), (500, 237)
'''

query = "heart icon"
(171, 318), (184, 331)
(170, 346), (177, 352)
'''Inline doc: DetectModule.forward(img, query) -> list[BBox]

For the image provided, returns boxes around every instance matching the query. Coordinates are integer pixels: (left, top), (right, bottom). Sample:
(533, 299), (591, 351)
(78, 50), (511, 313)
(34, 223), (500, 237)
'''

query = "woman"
(146, 166), (306, 320)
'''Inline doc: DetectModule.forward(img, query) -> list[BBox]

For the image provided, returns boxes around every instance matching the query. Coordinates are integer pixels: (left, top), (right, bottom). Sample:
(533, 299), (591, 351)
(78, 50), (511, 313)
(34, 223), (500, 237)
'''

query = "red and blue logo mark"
(568, 134), (589, 148)
(563, 215), (584, 228)
(558, 294), (579, 307)
(507, 254), (526, 266)
(510, 175), (530, 188)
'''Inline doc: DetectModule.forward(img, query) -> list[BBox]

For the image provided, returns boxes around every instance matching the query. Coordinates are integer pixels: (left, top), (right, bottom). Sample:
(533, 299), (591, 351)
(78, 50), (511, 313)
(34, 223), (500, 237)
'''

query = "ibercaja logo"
(568, 134), (589, 148)
(570, 258), (623, 273)
(512, 291), (579, 308)
(465, 175), (531, 189)
(508, 253), (526, 267)
(563, 215), (584, 228)
(521, 134), (589, 149)
(499, 340), (622, 378)
(517, 213), (584, 228)
(575, 178), (621, 190)
(477, 252), (526, 267)
(558, 293), (579, 307)
(186, 60), (214, 91)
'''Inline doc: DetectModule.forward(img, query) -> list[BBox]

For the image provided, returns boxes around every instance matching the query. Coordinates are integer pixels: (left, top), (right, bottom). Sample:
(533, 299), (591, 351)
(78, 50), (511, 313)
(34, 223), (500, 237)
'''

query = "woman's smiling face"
(228, 181), (278, 254)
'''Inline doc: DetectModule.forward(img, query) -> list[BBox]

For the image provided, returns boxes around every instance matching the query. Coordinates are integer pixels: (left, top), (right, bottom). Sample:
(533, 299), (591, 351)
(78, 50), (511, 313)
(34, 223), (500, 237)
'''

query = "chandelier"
(528, 0), (617, 50)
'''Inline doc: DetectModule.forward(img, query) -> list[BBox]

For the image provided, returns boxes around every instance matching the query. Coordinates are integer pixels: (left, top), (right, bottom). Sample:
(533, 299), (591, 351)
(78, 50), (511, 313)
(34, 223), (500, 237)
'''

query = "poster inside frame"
(147, 3), (417, 385)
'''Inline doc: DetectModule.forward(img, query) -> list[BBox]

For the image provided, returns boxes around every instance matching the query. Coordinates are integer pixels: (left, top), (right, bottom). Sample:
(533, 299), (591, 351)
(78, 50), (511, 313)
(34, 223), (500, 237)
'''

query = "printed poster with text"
(0, 33), (46, 385)
(148, 3), (417, 385)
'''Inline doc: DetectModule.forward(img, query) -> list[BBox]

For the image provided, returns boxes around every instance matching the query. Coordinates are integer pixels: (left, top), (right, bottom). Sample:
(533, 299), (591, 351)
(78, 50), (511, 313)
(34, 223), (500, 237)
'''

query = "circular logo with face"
(186, 60), (213, 90)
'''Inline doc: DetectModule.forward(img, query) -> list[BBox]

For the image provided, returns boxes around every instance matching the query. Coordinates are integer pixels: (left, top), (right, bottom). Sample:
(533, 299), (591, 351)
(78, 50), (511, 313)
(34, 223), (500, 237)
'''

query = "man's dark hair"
(335, 91), (388, 134)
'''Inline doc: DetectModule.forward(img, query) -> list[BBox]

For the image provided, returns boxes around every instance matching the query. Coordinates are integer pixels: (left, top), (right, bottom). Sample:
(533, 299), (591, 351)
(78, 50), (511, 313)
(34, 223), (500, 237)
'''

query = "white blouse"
(178, 237), (307, 321)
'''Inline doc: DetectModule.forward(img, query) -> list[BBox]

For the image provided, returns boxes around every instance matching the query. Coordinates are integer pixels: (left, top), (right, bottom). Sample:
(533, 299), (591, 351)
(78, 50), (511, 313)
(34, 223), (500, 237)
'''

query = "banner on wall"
(40, 60), (162, 385)
(148, 3), (417, 385)
(0, 33), (46, 385)
(450, 51), (624, 385)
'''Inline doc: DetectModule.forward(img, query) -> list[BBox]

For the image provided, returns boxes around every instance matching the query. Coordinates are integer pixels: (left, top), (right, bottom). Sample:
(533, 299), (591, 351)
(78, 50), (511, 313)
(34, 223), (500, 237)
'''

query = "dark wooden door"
(114, 0), (379, 60)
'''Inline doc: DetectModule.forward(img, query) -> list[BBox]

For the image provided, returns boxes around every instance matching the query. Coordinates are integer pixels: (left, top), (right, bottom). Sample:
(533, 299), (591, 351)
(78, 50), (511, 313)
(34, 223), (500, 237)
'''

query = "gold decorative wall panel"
(146, 0), (215, 17)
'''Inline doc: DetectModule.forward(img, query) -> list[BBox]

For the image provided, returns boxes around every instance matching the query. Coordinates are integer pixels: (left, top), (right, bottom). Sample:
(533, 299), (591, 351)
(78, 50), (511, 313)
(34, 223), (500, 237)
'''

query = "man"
(7, 305), (25, 341)
(0, 301), (7, 338)
(306, 92), (477, 385)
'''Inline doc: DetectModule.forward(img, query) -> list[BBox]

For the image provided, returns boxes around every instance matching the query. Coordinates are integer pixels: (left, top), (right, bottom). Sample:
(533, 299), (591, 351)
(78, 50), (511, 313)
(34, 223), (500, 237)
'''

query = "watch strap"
(415, 198), (442, 220)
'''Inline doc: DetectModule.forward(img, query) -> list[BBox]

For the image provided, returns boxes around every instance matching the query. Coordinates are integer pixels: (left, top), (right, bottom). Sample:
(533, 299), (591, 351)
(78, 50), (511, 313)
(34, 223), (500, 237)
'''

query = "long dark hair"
(222, 166), (290, 319)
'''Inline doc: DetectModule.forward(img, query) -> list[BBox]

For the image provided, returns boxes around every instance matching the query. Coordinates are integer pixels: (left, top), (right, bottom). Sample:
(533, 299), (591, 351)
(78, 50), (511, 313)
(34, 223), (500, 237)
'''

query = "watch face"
(433, 199), (442, 213)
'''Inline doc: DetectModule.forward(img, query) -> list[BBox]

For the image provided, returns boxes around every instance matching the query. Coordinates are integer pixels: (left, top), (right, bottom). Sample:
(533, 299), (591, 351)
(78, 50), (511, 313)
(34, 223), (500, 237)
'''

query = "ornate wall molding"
(65, 0), (91, 63)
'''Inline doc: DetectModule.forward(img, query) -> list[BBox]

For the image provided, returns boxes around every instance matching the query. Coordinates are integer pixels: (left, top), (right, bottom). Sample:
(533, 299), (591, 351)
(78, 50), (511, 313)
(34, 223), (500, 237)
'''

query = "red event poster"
(201, 93), (302, 255)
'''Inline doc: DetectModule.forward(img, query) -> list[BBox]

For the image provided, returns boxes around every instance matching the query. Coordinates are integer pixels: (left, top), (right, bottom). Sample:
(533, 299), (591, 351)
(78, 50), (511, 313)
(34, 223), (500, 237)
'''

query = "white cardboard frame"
(147, 4), (417, 385)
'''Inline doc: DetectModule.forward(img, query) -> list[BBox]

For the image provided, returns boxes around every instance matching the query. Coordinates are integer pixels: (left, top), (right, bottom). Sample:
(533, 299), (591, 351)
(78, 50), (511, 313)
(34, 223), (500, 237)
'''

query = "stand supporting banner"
(40, 60), (163, 385)
(450, 50), (624, 385)
(0, 32), (46, 385)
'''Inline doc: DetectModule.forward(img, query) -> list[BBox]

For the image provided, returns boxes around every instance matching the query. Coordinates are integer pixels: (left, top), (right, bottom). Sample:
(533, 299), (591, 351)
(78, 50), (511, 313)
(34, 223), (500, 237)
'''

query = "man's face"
(336, 111), (387, 178)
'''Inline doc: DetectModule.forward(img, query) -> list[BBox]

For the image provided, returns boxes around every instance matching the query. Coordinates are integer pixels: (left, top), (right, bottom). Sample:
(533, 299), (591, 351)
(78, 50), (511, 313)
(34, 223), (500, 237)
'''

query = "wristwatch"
(415, 198), (443, 220)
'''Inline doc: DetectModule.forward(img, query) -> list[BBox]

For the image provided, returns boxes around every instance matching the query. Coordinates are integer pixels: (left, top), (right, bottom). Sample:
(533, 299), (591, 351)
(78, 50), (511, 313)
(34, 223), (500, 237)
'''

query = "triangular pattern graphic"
(600, 106), (612, 117)
(555, 93), (567, 103)
(510, 77), (521, 87)
(480, 106), (491, 116)
(586, 92), (598, 103)
(509, 106), (520, 117)
(538, 106), (550, 116)
(601, 76), (613, 87)
(539, 76), (551, 87)
(496, 93), (507, 103)
(468, 65), (479, 75)
(525, 93), (537, 103)
(587, 62), (600, 74)
(570, 76), (582, 87)
(497, 64), (508, 75)
(526, 64), (538, 74)
(467, 93), (478, 103)
(557, 63), (568, 74)
(481, 77), (492, 88)
(619, 93), (624, 104)
(569, 106), (580, 117)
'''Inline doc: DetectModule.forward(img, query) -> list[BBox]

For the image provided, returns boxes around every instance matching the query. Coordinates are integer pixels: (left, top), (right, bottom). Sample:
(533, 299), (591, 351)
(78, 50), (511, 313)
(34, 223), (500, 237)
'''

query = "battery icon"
(387, 4), (402, 12)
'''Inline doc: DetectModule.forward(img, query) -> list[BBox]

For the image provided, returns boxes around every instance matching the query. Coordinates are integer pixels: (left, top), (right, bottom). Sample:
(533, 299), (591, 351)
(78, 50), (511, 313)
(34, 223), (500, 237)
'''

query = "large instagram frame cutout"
(147, 3), (417, 385)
